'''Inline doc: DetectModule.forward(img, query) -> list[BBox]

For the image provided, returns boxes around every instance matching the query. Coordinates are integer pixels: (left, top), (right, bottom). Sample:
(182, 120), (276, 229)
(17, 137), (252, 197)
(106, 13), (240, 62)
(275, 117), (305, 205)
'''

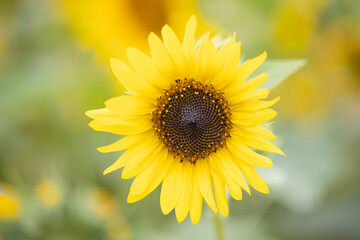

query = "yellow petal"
(232, 73), (268, 93)
(231, 97), (280, 112)
(209, 154), (243, 200)
(103, 133), (158, 175)
(86, 107), (149, 121)
(228, 88), (270, 106)
(231, 125), (276, 141)
(127, 150), (173, 202)
(238, 163), (269, 194)
(110, 58), (160, 100)
(105, 95), (154, 116)
(195, 33), (217, 84)
(213, 37), (241, 90)
(211, 169), (229, 217)
(216, 32), (237, 65)
(236, 51), (267, 83)
(160, 161), (183, 215)
(217, 149), (251, 195)
(195, 159), (217, 213)
(0, 184), (21, 220)
(162, 25), (187, 75)
(85, 108), (113, 119)
(175, 163), (193, 223)
(148, 32), (176, 80)
(232, 133), (285, 156)
(126, 47), (169, 90)
(189, 183), (203, 225)
(226, 140), (273, 168)
(231, 109), (277, 125)
(88, 117), (152, 135)
(121, 141), (163, 179)
(182, 15), (197, 61)
(97, 131), (151, 153)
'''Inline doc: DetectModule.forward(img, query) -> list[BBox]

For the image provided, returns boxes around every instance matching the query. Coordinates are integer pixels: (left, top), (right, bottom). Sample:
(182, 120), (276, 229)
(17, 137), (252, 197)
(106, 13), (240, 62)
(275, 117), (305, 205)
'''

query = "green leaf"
(251, 59), (307, 90)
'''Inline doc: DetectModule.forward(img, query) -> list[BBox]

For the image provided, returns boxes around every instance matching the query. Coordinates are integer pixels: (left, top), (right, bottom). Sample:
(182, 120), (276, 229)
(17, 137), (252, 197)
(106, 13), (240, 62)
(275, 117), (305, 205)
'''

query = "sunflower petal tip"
(229, 31), (237, 42)
(161, 208), (171, 216)
(190, 217), (200, 225)
(96, 146), (106, 153)
(127, 195), (135, 203)
(263, 51), (268, 59)
(109, 57), (118, 65)
(84, 110), (92, 118)
(189, 15), (197, 23)
(265, 160), (273, 168)
(269, 109), (278, 117)
(280, 151), (286, 157)
(88, 120), (95, 129)
(162, 24), (170, 31)
(212, 206), (218, 214)
(148, 32), (157, 41)
(175, 214), (187, 223)
(125, 47), (134, 56)
(103, 165), (119, 175)
(121, 171), (131, 180)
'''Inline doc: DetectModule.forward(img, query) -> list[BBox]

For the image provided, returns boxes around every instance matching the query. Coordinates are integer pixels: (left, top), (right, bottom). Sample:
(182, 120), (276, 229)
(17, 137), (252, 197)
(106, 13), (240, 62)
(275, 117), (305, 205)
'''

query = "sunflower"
(0, 183), (21, 221)
(86, 16), (284, 224)
(61, 0), (213, 60)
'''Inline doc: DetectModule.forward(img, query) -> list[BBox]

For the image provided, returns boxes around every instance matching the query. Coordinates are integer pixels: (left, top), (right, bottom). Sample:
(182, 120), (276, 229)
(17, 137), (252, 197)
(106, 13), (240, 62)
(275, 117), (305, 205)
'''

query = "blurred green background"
(1, 0), (359, 239)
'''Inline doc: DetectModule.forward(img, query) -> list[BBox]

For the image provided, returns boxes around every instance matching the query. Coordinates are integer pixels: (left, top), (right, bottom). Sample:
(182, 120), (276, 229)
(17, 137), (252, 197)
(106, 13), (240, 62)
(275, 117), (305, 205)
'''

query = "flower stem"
(214, 212), (226, 240)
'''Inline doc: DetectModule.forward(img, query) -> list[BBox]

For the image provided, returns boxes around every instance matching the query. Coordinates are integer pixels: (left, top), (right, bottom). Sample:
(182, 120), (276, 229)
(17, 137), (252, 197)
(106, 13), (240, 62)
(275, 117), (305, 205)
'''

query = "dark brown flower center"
(152, 78), (231, 163)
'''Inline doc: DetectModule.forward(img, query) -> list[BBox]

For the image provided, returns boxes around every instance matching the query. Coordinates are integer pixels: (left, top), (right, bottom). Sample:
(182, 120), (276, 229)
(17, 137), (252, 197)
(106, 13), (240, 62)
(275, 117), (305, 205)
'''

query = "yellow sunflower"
(0, 183), (21, 221)
(61, 0), (214, 60)
(86, 16), (284, 225)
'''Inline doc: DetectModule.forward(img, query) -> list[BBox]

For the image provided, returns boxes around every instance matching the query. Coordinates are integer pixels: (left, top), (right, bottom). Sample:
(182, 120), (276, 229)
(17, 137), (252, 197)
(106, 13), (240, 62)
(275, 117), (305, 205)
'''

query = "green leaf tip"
(252, 59), (307, 90)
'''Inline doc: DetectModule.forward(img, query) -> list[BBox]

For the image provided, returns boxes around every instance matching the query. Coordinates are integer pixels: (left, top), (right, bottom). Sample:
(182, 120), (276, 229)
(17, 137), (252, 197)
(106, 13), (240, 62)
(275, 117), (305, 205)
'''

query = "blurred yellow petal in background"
(275, 12), (360, 123)
(0, 183), (21, 221)
(61, 0), (214, 60)
(89, 188), (131, 239)
(272, 0), (328, 52)
(90, 188), (119, 219)
(35, 179), (61, 209)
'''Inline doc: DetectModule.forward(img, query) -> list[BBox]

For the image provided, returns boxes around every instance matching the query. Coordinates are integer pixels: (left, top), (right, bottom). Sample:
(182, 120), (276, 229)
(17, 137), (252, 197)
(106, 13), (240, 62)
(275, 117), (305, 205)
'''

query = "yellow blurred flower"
(0, 182), (21, 221)
(273, 6), (313, 51)
(90, 188), (131, 239)
(272, 0), (328, 52)
(61, 0), (213, 60)
(35, 179), (61, 208)
(276, 73), (330, 123)
(90, 188), (119, 219)
(276, 18), (360, 123)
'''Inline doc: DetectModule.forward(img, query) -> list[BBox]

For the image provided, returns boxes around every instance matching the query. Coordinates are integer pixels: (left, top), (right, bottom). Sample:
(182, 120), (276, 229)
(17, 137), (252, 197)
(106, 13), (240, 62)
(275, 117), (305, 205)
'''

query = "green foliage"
(252, 59), (306, 90)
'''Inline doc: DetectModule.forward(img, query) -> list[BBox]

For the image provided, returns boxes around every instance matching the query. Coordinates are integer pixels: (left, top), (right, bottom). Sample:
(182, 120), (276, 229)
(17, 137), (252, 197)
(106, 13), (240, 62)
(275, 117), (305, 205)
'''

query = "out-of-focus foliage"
(0, 0), (359, 239)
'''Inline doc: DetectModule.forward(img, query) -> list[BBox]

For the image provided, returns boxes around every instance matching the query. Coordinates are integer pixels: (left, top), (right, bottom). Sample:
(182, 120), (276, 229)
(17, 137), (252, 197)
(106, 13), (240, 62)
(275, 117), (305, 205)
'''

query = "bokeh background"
(1, 0), (359, 239)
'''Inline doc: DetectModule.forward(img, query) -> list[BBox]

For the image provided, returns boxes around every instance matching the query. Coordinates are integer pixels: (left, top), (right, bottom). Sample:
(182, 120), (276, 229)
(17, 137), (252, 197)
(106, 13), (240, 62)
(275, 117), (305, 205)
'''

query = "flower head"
(0, 182), (21, 221)
(86, 16), (284, 224)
